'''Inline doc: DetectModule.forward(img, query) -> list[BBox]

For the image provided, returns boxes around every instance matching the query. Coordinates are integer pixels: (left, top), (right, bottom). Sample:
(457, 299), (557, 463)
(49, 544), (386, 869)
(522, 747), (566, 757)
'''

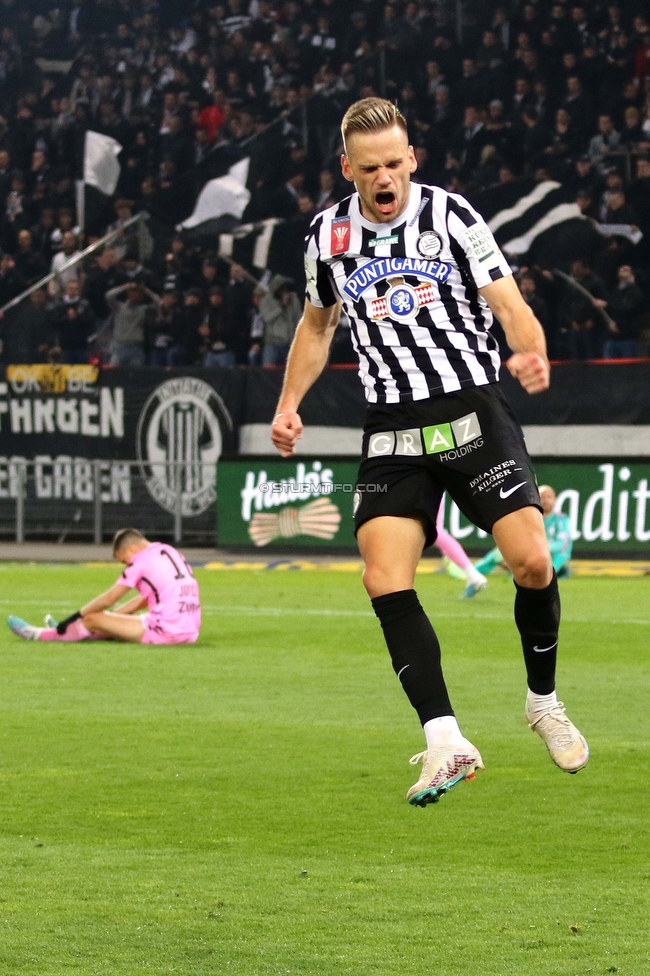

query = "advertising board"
(217, 458), (650, 554)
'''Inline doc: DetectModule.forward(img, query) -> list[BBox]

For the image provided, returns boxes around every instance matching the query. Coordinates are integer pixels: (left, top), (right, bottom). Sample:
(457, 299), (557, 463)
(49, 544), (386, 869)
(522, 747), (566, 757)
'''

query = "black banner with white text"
(0, 365), (244, 540)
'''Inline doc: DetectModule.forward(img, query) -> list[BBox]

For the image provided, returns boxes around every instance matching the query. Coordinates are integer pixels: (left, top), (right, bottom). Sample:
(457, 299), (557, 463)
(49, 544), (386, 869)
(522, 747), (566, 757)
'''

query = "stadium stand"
(0, 0), (649, 366)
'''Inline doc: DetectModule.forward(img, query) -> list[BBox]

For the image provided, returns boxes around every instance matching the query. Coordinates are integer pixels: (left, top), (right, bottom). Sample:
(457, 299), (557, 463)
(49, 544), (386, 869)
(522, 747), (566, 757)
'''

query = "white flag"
(84, 130), (122, 196)
(178, 158), (250, 230)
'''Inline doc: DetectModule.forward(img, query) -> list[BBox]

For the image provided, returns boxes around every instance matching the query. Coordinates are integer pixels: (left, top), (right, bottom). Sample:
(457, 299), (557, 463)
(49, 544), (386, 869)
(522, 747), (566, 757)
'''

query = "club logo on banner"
(136, 377), (232, 516)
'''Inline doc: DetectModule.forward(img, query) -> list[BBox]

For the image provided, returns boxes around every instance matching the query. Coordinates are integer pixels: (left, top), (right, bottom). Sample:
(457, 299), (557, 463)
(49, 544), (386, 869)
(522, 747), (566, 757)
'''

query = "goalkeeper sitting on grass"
(472, 485), (573, 582)
(8, 528), (201, 645)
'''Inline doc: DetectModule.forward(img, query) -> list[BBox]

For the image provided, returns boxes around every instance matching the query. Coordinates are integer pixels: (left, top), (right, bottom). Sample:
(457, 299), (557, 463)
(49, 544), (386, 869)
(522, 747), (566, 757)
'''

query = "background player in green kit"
(474, 485), (573, 580)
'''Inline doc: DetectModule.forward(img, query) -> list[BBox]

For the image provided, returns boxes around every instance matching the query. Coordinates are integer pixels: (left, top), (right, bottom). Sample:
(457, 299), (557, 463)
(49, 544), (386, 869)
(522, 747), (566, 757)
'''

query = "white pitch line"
(201, 605), (374, 617)
(199, 605), (650, 626)
(0, 599), (73, 607)
(0, 600), (647, 627)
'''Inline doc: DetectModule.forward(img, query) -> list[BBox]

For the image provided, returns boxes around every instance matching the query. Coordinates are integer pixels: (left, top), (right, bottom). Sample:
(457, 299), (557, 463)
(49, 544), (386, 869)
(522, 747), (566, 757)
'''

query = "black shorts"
(353, 383), (541, 548)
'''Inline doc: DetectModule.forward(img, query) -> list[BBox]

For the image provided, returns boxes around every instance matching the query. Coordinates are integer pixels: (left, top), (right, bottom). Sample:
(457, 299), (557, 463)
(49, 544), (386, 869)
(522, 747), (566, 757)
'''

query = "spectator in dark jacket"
(223, 263), (254, 364)
(202, 287), (237, 366)
(627, 157), (650, 234)
(1, 287), (53, 363)
(178, 288), (206, 365)
(0, 252), (26, 310)
(51, 280), (95, 363)
(147, 289), (184, 366)
(562, 258), (608, 360)
(12, 229), (47, 284)
(600, 265), (646, 359)
(449, 106), (488, 171)
(84, 248), (125, 320)
(25, 288), (55, 361)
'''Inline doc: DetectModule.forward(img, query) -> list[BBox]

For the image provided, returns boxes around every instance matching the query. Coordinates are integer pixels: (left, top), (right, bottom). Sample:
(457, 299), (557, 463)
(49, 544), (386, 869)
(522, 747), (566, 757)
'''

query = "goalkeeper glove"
(57, 611), (82, 635)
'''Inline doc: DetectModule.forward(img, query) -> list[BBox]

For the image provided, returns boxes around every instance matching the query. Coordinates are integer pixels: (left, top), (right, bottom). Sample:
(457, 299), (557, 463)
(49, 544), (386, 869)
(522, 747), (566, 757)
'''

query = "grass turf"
(0, 564), (649, 975)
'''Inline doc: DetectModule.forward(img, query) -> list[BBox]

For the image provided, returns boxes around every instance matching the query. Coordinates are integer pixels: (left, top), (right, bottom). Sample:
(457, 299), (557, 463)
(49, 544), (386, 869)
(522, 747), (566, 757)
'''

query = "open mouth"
(375, 190), (396, 213)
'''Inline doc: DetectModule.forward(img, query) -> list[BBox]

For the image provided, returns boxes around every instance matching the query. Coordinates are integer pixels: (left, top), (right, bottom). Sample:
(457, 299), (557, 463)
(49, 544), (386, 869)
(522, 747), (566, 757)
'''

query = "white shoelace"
(409, 746), (469, 766)
(530, 702), (577, 748)
(409, 751), (427, 766)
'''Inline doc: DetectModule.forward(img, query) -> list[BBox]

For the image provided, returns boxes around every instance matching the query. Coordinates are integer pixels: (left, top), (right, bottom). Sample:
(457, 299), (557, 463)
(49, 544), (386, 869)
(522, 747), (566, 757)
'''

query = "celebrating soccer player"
(8, 529), (201, 645)
(271, 98), (588, 807)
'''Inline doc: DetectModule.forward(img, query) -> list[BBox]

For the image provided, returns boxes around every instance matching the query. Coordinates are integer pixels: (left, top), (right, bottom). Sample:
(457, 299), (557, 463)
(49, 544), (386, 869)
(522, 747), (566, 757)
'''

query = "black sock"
(371, 589), (454, 725)
(514, 572), (560, 695)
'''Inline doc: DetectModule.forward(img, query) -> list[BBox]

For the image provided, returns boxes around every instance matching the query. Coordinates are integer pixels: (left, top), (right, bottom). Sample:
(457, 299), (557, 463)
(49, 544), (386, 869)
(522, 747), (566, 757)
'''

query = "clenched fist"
(506, 352), (550, 394)
(271, 411), (303, 457)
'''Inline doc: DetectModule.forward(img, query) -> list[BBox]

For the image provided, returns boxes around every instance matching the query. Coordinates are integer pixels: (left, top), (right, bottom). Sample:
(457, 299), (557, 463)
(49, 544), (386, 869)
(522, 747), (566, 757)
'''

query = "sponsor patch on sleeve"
(464, 222), (500, 263)
(331, 215), (351, 255)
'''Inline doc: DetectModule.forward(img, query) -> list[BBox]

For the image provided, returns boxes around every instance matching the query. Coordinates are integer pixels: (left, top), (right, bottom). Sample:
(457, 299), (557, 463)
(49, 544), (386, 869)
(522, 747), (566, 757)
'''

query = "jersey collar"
(130, 541), (156, 565)
(351, 182), (424, 232)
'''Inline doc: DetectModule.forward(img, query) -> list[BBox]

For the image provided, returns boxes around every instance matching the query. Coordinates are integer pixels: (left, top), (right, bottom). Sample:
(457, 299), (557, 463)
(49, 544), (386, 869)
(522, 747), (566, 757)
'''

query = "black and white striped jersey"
(305, 182), (513, 404)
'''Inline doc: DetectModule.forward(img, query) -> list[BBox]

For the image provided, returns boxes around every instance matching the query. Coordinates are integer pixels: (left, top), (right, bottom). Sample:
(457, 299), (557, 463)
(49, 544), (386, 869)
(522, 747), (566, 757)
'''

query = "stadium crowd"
(0, 0), (650, 365)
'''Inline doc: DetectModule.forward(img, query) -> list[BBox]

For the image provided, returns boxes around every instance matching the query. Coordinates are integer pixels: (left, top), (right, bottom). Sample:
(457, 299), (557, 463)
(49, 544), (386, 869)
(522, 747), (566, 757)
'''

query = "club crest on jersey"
(371, 277), (436, 321)
(331, 216), (351, 254)
(417, 230), (443, 259)
(343, 256), (452, 300)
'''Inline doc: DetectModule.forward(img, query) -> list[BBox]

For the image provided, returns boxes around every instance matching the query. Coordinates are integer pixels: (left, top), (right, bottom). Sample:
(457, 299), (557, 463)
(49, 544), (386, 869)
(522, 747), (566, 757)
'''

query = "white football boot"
(526, 699), (589, 773)
(407, 739), (484, 806)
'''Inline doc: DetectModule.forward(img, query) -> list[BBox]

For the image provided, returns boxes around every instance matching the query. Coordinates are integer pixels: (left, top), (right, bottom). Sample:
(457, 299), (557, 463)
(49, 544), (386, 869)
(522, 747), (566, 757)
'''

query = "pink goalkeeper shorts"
(140, 613), (200, 645)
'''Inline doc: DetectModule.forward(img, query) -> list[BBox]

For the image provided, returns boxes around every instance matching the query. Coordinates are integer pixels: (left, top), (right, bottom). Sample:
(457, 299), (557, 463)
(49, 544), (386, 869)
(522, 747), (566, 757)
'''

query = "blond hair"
(341, 98), (408, 153)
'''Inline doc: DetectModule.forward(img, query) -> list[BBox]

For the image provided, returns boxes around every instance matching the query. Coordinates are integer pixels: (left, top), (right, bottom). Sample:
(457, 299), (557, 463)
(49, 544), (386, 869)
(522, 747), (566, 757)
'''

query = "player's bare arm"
(114, 594), (148, 615)
(479, 275), (550, 394)
(271, 297), (341, 457)
(48, 581), (131, 635)
(79, 583), (131, 618)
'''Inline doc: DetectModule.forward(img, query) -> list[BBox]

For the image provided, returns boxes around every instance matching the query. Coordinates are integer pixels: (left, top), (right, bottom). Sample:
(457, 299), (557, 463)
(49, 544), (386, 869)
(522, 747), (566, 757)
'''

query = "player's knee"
(363, 564), (384, 597)
(363, 564), (398, 599)
(363, 562), (416, 598)
(512, 550), (552, 588)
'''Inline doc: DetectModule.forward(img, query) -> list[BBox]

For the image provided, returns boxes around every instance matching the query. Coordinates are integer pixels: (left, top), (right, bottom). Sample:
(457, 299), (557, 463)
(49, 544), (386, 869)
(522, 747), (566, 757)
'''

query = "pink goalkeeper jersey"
(118, 542), (201, 640)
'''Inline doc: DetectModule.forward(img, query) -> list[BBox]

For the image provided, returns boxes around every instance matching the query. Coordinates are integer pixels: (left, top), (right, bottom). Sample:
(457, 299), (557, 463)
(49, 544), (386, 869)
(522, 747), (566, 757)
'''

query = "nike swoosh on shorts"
(499, 481), (527, 499)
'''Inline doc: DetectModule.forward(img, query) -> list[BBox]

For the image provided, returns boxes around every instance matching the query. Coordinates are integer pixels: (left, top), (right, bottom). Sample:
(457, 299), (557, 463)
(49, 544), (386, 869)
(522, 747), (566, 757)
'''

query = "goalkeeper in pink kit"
(8, 529), (201, 645)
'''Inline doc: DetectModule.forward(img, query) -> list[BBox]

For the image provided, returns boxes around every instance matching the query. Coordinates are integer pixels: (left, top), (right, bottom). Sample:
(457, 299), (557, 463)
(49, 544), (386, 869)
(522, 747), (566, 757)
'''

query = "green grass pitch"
(0, 564), (649, 976)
